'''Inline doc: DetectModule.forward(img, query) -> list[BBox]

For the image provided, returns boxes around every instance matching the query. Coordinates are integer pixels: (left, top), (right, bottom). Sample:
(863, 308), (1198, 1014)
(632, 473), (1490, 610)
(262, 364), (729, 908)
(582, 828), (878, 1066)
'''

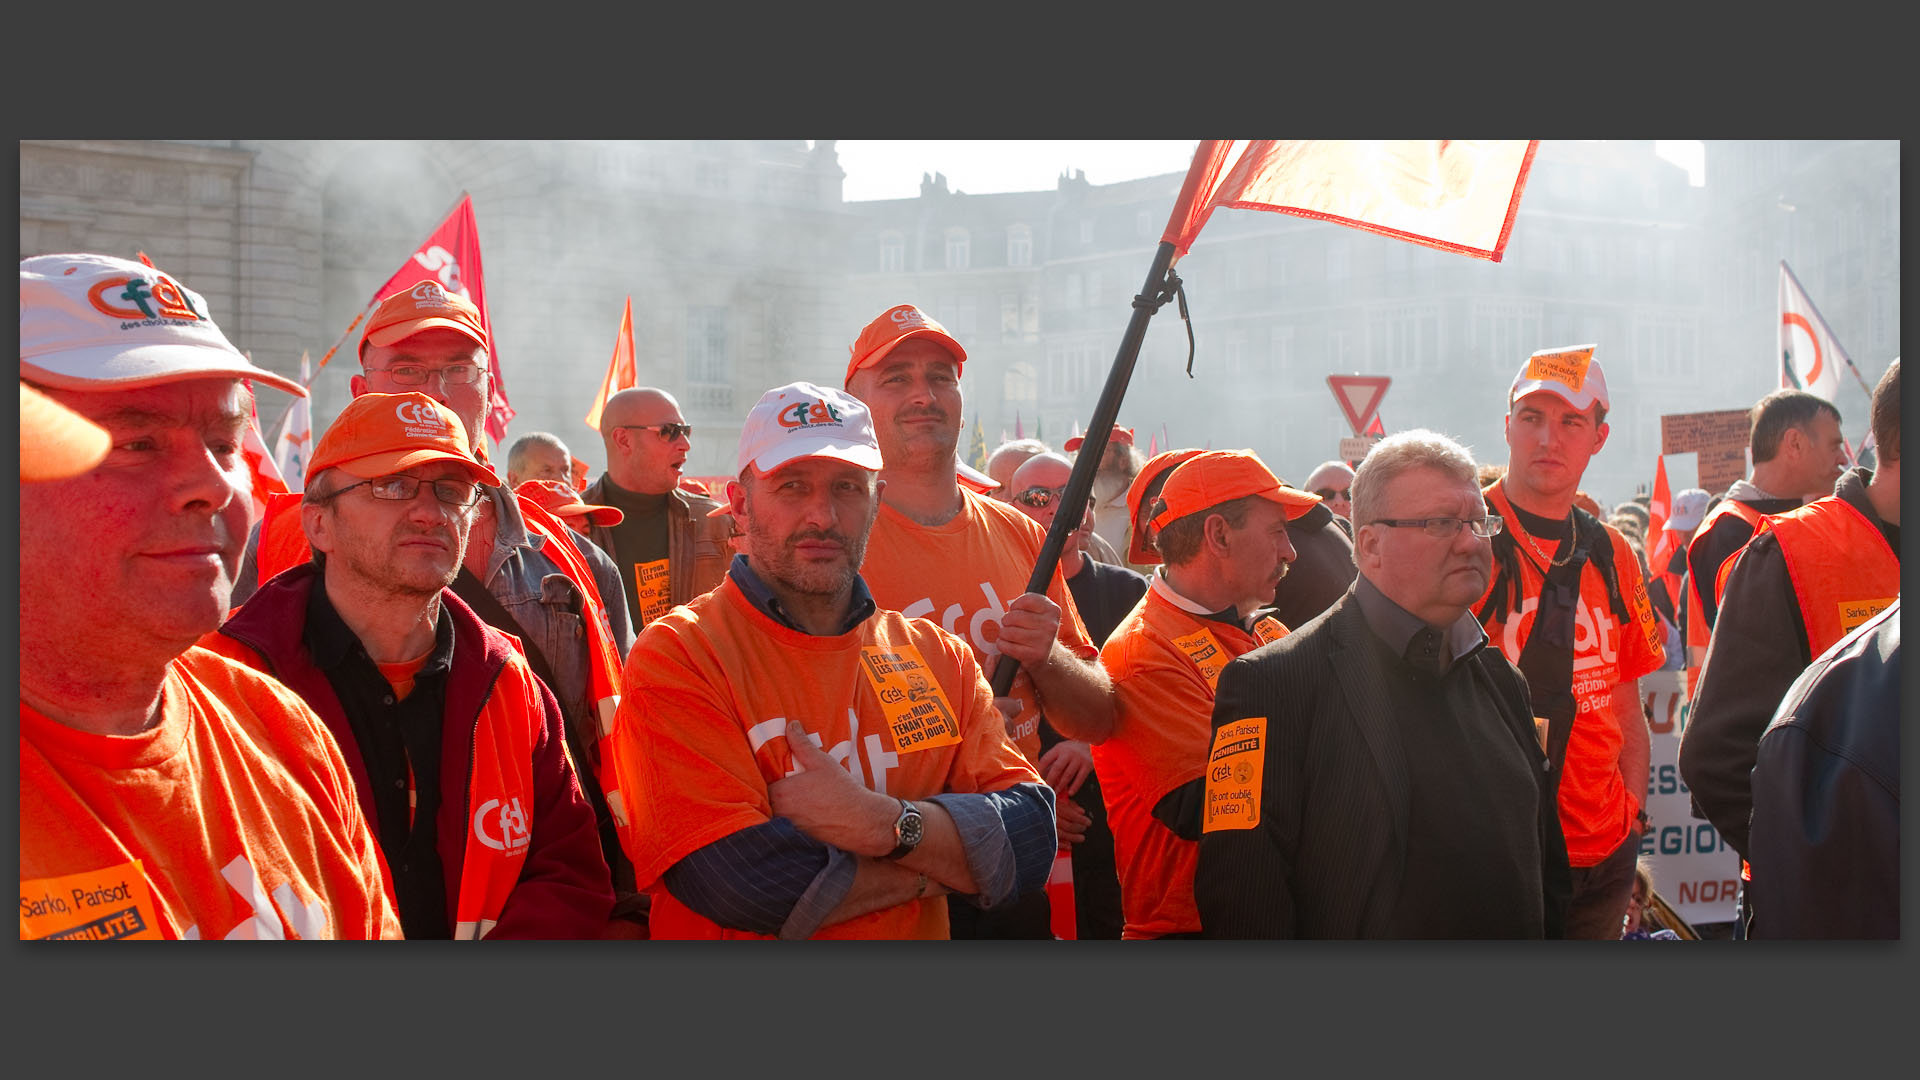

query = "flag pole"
(990, 238), (1180, 697)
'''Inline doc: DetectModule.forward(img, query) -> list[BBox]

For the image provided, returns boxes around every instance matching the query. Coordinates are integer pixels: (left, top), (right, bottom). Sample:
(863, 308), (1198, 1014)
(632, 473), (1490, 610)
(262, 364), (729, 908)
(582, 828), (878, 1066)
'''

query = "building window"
(1270, 326), (1294, 377)
(687, 306), (729, 388)
(1064, 273), (1083, 309)
(1471, 301), (1543, 373)
(1079, 219), (1094, 245)
(879, 231), (904, 273)
(1007, 224), (1032, 267)
(695, 160), (729, 192)
(950, 295), (977, 338)
(1224, 332), (1247, 376)
(1085, 270), (1101, 308)
(1632, 318), (1698, 382)
(945, 228), (970, 271)
(1368, 304), (1441, 374)
(1001, 293), (1021, 340)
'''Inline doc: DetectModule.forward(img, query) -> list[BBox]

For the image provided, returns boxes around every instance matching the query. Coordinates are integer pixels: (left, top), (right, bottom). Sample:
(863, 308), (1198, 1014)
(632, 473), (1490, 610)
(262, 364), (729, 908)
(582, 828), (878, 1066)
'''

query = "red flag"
(1165, 140), (1537, 263)
(240, 377), (290, 520)
(1146, 431), (1159, 457)
(373, 194), (514, 444)
(1646, 455), (1681, 600)
(1364, 413), (1385, 437)
(585, 297), (637, 432)
(1161, 139), (1237, 260)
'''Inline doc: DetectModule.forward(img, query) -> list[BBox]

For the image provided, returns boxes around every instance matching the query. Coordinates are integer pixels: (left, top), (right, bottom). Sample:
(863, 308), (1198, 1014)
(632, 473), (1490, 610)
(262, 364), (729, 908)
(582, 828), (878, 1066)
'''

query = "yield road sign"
(1327, 375), (1391, 437)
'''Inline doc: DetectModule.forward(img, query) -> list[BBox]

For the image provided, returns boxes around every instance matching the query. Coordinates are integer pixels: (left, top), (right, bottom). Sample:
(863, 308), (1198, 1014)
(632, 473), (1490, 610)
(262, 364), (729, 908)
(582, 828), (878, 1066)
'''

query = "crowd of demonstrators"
(20, 254), (400, 939)
(22, 249), (1898, 941)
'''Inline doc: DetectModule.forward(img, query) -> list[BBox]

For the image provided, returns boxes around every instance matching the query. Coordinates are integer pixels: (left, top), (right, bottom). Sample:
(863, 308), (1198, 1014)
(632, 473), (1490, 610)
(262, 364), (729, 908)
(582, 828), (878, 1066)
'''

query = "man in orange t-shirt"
(1476, 344), (1665, 939)
(19, 253), (399, 940)
(845, 304), (1113, 939)
(604, 382), (1057, 939)
(1093, 451), (1310, 938)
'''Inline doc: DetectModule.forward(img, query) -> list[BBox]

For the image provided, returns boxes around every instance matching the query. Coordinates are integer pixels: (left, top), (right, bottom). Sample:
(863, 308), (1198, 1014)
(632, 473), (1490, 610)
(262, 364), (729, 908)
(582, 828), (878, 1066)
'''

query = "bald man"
(582, 387), (733, 629)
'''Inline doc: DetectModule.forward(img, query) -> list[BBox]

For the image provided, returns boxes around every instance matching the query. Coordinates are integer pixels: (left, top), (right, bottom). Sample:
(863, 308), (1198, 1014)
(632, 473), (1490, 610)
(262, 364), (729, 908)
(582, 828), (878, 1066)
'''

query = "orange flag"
(585, 296), (636, 432)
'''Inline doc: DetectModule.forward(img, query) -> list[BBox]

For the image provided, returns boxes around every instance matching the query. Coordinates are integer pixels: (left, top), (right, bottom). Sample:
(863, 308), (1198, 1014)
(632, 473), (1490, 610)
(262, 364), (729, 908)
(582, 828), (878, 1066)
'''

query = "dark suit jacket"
(1194, 587), (1571, 938)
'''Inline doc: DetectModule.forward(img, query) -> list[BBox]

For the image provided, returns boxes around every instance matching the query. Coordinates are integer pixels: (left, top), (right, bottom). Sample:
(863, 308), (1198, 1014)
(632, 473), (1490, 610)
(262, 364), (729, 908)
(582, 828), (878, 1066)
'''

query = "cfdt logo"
(778, 399), (844, 429)
(87, 274), (204, 322)
(395, 400), (447, 430)
(410, 247), (466, 297)
(408, 278), (459, 309)
(473, 797), (531, 853)
(888, 305), (929, 329)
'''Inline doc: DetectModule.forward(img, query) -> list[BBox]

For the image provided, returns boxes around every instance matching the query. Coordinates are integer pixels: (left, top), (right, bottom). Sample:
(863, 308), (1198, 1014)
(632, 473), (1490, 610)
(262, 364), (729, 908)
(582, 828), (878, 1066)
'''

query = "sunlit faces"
(306, 462), (478, 598)
(1221, 499), (1297, 614)
(511, 441), (571, 487)
(730, 457), (882, 598)
(20, 378), (255, 655)
(1008, 454), (1092, 554)
(1503, 391), (1608, 507)
(1306, 463), (1355, 520)
(1793, 410), (1849, 495)
(846, 339), (963, 471)
(355, 329), (491, 448)
(612, 395), (690, 494)
(1356, 466), (1493, 625)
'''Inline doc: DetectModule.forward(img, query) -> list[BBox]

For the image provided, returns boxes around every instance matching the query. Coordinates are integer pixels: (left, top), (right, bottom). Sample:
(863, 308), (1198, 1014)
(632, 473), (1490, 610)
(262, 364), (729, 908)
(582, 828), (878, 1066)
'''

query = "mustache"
(788, 529), (855, 547)
(896, 406), (949, 424)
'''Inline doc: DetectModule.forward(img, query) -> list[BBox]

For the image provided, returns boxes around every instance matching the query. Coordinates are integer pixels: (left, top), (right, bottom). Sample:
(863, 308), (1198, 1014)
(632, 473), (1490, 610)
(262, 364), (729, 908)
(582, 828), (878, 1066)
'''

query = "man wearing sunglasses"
(206, 393), (614, 939)
(1304, 460), (1356, 524)
(583, 387), (733, 631)
(1196, 431), (1569, 938)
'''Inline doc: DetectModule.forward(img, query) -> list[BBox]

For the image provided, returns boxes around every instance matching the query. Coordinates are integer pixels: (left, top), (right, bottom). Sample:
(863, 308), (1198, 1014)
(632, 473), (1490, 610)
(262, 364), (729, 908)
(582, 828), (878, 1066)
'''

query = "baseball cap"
(1509, 344), (1609, 413)
(844, 304), (966, 386)
(1064, 425), (1133, 454)
(738, 381), (883, 474)
(1151, 450), (1321, 529)
(20, 382), (111, 481)
(1127, 448), (1204, 564)
(957, 458), (1000, 494)
(516, 478), (624, 527)
(306, 392), (499, 487)
(1666, 488), (1711, 533)
(360, 280), (488, 358)
(20, 252), (307, 398)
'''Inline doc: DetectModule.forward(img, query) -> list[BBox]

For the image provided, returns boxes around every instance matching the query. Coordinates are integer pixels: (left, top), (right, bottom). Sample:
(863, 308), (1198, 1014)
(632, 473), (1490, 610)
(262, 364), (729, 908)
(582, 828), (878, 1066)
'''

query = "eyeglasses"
(1372, 515), (1503, 539)
(1313, 487), (1351, 501)
(1012, 484), (1093, 513)
(325, 474), (485, 508)
(367, 363), (485, 387)
(616, 423), (693, 441)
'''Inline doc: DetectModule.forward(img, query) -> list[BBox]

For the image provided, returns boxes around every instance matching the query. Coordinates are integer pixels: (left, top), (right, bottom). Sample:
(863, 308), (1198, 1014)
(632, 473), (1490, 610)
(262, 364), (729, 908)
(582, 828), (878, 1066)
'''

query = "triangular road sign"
(1327, 375), (1391, 437)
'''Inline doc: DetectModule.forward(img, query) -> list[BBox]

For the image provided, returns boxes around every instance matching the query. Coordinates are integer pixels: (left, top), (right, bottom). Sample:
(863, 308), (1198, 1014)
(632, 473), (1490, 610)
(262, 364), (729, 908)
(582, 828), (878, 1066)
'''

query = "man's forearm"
(1026, 644), (1115, 742)
(893, 799), (978, 895)
(1613, 678), (1650, 811)
(819, 858), (949, 931)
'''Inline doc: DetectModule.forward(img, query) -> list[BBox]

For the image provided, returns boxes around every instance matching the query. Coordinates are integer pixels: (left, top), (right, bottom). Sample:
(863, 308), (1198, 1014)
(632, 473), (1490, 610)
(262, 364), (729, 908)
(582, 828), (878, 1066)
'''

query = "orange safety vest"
(1757, 495), (1899, 662)
(1683, 498), (1767, 699)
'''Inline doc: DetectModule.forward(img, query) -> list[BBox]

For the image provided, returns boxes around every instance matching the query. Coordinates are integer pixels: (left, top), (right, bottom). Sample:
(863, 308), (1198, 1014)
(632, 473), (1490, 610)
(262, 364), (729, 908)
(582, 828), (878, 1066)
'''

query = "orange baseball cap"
(20, 382), (111, 482)
(1151, 450), (1321, 530)
(1127, 448), (1203, 564)
(515, 479), (623, 527)
(359, 280), (488, 359)
(844, 304), (966, 386)
(1064, 425), (1133, 454)
(306, 392), (499, 487)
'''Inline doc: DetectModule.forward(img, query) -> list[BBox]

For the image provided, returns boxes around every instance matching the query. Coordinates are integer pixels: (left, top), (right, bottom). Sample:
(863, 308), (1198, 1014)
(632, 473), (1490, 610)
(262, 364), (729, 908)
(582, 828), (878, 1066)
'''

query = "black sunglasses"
(1313, 487), (1351, 501)
(617, 423), (693, 441)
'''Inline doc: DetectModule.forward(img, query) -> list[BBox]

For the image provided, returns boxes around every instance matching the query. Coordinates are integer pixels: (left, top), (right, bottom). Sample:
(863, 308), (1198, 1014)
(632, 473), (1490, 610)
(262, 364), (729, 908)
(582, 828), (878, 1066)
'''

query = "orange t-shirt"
(1095, 585), (1278, 938)
(604, 578), (1044, 940)
(1478, 487), (1666, 865)
(860, 489), (1100, 765)
(20, 648), (403, 940)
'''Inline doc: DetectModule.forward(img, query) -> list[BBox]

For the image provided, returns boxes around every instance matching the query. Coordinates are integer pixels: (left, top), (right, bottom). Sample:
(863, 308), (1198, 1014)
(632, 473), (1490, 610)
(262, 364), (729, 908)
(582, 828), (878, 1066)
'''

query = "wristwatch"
(886, 798), (923, 860)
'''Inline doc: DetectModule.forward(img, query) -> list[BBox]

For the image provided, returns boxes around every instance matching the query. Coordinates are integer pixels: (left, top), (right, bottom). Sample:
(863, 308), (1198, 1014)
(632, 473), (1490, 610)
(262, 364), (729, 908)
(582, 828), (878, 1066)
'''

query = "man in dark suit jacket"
(1196, 430), (1570, 938)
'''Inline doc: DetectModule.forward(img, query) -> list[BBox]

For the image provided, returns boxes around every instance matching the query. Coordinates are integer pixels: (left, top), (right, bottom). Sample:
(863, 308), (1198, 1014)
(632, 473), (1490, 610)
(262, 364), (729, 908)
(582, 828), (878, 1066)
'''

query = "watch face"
(899, 808), (923, 847)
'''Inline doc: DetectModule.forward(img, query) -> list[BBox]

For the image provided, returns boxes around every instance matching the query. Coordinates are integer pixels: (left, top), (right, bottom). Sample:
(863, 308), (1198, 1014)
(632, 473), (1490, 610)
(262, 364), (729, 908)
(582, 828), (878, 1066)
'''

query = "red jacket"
(209, 563), (613, 939)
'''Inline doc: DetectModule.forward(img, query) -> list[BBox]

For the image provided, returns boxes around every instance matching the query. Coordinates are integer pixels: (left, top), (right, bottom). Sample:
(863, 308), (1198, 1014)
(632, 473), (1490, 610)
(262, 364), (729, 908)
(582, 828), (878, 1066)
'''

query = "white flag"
(1778, 261), (1847, 402)
(273, 351), (313, 491)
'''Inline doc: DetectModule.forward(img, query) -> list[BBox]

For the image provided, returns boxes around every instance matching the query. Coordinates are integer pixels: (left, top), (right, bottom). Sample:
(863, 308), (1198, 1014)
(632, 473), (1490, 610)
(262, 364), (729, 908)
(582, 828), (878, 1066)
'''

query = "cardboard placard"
(1660, 409), (1750, 494)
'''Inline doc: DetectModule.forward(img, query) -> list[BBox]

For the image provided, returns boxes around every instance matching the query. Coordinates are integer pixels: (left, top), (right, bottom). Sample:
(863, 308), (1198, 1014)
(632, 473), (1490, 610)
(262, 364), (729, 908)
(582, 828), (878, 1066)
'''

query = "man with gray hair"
(1196, 430), (1569, 938)
(505, 431), (574, 489)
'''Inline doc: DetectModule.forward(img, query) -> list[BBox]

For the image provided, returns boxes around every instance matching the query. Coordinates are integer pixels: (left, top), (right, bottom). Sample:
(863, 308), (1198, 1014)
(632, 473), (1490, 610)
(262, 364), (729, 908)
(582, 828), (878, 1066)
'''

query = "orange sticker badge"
(633, 558), (671, 627)
(1524, 344), (1595, 391)
(859, 644), (963, 754)
(1838, 597), (1895, 634)
(21, 861), (164, 940)
(1203, 717), (1267, 833)
(1251, 616), (1288, 646)
(1172, 628), (1229, 688)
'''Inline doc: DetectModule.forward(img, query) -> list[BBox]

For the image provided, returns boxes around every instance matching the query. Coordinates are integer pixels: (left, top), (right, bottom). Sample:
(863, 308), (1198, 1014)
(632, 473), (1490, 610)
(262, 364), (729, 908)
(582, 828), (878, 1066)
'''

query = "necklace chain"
(1523, 508), (1577, 569)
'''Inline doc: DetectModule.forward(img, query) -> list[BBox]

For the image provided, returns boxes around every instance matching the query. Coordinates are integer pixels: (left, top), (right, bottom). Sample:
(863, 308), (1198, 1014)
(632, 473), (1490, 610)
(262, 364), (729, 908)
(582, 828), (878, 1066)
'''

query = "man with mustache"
(204, 393), (614, 938)
(581, 386), (733, 630)
(1091, 450), (1310, 938)
(845, 304), (1115, 939)
(20, 252), (400, 941)
(1474, 345), (1664, 939)
(1196, 431), (1568, 938)
(603, 382), (1056, 939)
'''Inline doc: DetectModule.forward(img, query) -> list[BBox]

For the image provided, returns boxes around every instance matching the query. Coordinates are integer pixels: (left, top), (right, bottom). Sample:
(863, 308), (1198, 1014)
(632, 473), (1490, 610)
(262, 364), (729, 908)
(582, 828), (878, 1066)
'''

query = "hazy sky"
(829, 140), (1707, 202)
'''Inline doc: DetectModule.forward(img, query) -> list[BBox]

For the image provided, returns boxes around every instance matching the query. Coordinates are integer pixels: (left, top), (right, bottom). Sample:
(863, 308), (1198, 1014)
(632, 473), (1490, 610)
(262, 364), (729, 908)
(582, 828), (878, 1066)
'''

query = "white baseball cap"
(20, 252), (306, 397)
(737, 381), (883, 474)
(1509, 343), (1608, 414)
(1665, 488), (1711, 533)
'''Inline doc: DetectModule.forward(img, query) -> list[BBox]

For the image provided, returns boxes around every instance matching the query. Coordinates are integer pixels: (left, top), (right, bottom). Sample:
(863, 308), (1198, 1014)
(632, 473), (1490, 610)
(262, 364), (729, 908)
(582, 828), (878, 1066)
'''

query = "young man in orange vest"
(844, 304), (1114, 939)
(1682, 389), (1850, 695)
(1680, 359), (1899, 875)
(603, 382), (1057, 939)
(233, 282), (640, 933)
(20, 253), (400, 940)
(1092, 450), (1308, 938)
(204, 393), (614, 938)
(1475, 345), (1667, 940)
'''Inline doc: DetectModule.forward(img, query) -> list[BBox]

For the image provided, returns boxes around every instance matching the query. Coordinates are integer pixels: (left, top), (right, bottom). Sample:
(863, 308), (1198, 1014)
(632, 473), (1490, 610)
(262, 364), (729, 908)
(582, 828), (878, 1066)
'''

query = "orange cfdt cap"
(1127, 447), (1204, 565)
(1150, 449), (1321, 530)
(1064, 425), (1133, 454)
(844, 303), (966, 387)
(516, 478), (624, 527)
(360, 280), (488, 360)
(306, 392), (499, 487)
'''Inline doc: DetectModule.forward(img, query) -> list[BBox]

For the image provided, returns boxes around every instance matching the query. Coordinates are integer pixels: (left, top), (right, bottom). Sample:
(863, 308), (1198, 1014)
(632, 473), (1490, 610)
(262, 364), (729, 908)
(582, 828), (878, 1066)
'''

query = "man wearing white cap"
(1474, 345), (1666, 939)
(19, 253), (399, 940)
(603, 382), (1056, 939)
